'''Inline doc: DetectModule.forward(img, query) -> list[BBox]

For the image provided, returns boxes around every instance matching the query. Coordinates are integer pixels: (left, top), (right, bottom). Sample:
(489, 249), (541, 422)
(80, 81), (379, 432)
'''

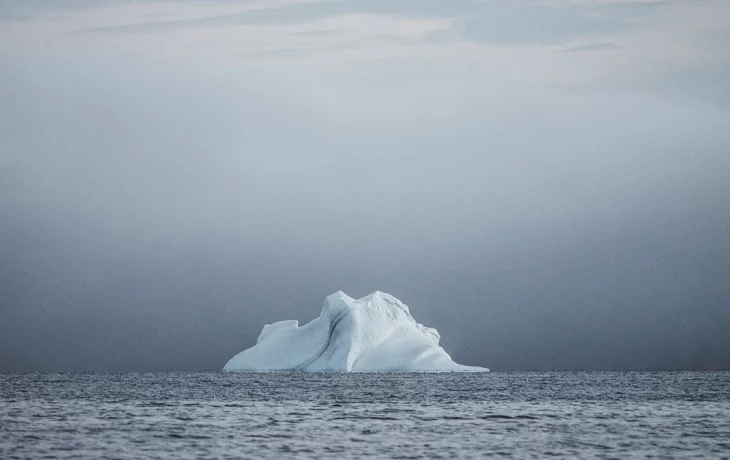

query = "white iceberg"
(224, 291), (488, 372)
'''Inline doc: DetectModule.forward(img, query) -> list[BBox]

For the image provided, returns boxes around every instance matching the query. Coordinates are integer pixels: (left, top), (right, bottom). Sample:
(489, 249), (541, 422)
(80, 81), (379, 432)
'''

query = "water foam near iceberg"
(223, 291), (488, 372)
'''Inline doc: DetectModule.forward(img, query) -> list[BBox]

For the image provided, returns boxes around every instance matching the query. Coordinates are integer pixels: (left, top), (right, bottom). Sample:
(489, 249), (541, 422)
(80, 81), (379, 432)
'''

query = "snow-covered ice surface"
(224, 291), (488, 372)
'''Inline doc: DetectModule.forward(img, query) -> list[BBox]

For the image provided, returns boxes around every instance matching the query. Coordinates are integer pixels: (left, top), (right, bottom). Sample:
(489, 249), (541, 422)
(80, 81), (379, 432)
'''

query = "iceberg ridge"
(223, 291), (488, 372)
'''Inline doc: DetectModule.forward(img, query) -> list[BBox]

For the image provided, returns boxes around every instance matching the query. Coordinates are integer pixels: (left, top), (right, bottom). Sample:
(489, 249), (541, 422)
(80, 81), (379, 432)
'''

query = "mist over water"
(2, 56), (728, 372)
(1, 1), (730, 373)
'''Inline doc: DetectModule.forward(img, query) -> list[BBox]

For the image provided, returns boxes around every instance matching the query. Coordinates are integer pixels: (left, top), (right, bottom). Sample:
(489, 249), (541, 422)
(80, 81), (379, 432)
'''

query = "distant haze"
(1, 0), (729, 371)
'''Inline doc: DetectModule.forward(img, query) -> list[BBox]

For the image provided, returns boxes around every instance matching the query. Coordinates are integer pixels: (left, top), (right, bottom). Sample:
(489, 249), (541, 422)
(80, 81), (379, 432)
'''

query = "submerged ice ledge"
(224, 291), (488, 372)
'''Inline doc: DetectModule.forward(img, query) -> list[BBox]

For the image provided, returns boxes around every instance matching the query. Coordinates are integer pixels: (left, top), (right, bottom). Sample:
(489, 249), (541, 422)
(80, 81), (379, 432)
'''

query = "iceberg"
(224, 291), (488, 372)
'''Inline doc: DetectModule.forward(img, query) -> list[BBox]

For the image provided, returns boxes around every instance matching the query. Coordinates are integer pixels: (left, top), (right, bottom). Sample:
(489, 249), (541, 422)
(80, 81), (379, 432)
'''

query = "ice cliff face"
(223, 291), (488, 372)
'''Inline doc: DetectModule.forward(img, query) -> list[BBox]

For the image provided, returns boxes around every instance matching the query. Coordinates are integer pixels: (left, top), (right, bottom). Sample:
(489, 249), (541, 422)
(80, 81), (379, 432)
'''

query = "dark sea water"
(1, 371), (729, 459)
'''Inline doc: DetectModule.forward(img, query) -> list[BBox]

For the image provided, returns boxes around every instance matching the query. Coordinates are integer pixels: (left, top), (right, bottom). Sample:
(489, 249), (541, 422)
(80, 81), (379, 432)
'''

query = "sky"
(1, 0), (729, 372)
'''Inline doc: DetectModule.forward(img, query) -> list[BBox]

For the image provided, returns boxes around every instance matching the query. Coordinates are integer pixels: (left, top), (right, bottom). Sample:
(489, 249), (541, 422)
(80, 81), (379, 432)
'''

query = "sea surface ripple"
(1, 371), (729, 458)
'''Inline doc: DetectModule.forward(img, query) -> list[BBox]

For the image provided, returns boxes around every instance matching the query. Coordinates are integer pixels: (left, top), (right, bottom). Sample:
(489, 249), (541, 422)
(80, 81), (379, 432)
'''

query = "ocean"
(1, 371), (728, 458)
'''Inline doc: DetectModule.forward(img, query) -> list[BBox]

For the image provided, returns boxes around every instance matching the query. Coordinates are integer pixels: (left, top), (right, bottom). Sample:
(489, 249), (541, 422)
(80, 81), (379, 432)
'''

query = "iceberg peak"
(224, 291), (488, 372)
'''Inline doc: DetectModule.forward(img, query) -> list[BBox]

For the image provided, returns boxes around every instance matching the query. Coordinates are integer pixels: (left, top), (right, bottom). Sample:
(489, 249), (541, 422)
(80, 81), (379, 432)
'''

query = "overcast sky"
(1, 0), (729, 372)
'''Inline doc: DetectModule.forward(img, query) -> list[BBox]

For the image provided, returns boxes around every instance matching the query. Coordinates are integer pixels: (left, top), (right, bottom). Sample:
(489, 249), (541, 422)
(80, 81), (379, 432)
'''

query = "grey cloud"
(1, 54), (729, 372)
(424, 30), (460, 45)
(455, 1), (670, 45)
(288, 29), (339, 37)
(556, 42), (626, 52)
(0, 0), (122, 22)
(243, 45), (335, 59)
(70, 0), (671, 48)
(73, 2), (352, 35)
(74, 12), (253, 35)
